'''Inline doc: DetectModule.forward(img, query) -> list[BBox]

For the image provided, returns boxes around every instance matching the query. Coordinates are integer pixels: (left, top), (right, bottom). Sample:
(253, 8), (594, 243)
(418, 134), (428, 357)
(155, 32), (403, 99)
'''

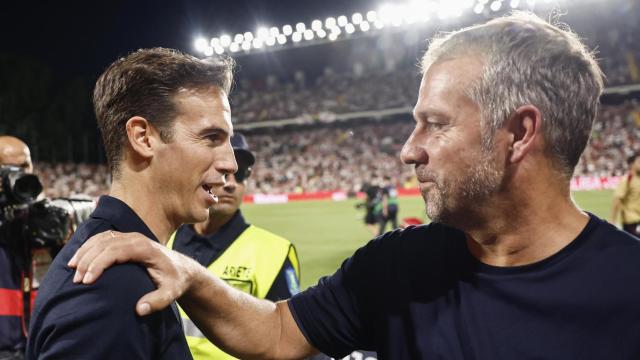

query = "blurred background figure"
(610, 153), (640, 237)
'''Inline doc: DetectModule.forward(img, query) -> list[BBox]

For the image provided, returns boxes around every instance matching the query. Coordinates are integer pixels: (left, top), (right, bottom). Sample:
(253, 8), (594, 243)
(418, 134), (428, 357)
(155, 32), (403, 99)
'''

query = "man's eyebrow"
(199, 126), (230, 137)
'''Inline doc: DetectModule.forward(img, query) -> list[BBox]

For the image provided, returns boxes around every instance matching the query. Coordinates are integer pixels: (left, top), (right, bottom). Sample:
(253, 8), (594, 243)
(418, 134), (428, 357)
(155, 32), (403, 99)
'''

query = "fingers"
(68, 231), (109, 267)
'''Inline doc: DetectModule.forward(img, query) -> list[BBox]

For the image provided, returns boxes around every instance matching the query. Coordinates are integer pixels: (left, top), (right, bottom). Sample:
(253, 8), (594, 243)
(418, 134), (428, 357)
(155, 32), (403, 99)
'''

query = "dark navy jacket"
(26, 196), (192, 359)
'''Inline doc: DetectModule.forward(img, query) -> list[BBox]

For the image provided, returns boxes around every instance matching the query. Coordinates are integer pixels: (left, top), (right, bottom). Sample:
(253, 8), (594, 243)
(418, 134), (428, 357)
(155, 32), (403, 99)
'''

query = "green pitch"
(242, 190), (615, 289)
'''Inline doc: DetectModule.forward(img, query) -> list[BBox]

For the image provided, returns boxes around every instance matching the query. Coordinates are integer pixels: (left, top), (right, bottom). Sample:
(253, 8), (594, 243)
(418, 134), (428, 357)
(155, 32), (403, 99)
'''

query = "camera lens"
(12, 173), (43, 203)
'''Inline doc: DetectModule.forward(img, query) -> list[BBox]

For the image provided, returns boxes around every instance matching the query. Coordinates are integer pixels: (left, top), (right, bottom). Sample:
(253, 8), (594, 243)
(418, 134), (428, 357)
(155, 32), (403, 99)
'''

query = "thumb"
(136, 288), (176, 316)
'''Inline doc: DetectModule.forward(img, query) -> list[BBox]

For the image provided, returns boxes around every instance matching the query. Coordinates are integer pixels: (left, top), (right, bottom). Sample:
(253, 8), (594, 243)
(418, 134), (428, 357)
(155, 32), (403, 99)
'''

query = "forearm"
(179, 267), (312, 359)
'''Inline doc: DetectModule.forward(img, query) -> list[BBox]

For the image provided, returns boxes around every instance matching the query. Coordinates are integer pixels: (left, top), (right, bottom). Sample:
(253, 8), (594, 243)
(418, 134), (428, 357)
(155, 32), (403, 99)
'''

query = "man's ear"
(506, 105), (543, 163)
(125, 116), (161, 159)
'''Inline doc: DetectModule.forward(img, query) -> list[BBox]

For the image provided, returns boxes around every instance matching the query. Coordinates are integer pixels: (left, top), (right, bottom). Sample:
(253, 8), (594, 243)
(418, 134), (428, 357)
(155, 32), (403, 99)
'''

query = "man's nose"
(400, 131), (428, 165)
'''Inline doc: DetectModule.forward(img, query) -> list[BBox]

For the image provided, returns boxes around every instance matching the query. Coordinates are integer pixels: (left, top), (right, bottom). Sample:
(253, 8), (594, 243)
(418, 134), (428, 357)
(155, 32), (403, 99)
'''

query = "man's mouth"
(202, 184), (218, 203)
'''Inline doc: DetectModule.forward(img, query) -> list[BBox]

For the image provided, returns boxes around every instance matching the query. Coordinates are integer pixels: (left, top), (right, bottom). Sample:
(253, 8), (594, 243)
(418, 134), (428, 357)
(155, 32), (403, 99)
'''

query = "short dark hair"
(93, 47), (235, 178)
(628, 153), (640, 166)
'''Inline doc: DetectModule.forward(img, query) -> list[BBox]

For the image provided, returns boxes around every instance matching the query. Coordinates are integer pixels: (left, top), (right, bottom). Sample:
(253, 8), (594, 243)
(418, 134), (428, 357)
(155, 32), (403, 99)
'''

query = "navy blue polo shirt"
(288, 213), (640, 359)
(26, 196), (192, 359)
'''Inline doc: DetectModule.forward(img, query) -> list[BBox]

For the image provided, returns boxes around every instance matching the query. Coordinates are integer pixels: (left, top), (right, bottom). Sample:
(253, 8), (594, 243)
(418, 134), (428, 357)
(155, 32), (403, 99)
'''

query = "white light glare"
(325, 17), (337, 28)
(241, 41), (251, 51)
(510, 0), (521, 7)
(490, 1), (502, 11)
(214, 46), (224, 55)
(473, 3), (484, 13)
(257, 27), (269, 40)
(360, 21), (370, 32)
(352, 12), (363, 25)
(282, 25), (293, 36)
(311, 19), (323, 31)
(252, 39), (263, 49)
(303, 29), (314, 40)
(210, 38), (220, 46)
(317, 29), (327, 38)
(266, 37), (276, 46)
(229, 43), (240, 52)
(374, 19), (385, 29)
(269, 27), (279, 36)
(292, 32), (303, 42)
(329, 32), (339, 41)
(194, 37), (208, 52)
(234, 34), (244, 42)
(526, 0), (536, 6)
(337, 15), (348, 27)
(295, 22), (306, 32)
(220, 35), (231, 47)
(244, 32), (254, 41)
(203, 47), (214, 56)
(366, 10), (377, 22)
(345, 23), (355, 34)
(277, 34), (287, 44)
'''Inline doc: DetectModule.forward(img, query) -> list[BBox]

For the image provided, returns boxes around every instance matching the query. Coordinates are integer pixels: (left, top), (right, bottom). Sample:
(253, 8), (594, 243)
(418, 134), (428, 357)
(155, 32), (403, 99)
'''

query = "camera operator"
(0, 136), (35, 360)
(0, 136), (94, 360)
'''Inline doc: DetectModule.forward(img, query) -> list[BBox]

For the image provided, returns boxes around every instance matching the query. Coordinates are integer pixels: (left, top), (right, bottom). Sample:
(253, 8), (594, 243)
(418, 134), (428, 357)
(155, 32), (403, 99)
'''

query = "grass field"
(242, 190), (615, 289)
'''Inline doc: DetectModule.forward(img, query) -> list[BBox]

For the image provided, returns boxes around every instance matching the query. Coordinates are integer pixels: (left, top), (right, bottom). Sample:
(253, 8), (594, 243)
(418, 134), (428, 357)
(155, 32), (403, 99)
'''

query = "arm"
(67, 231), (317, 360)
(610, 197), (622, 225)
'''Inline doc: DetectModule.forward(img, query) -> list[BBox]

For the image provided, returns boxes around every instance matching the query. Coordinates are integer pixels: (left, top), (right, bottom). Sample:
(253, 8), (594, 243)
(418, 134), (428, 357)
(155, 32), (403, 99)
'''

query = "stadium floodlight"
(360, 21), (370, 32)
(269, 27), (279, 36)
(473, 3), (484, 13)
(194, 37), (208, 53)
(241, 41), (251, 51)
(374, 19), (385, 29)
(257, 27), (269, 40)
(295, 22), (306, 32)
(510, 0), (521, 6)
(203, 46), (214, 56)
(352, 12), (363, 25)
(266, 37), (276, 46)
(234, 33), (244, 43)
(244, 31), (254, 41)
(220, 35), (231, 47)
(337, 15), (348, 27)
(328, 32), (339, 41)
(325, 17), (337, 28)
(214, 46), (224, 55)
(366, 10), (377, 22)
(229, 43), (240, 52)
(303, 29), (314, 40)
(345, 23), (355, 34)
(317, 29), (327, 38)
(526, 0), (536, 6)
(311, 19), (323, 31)
(277, 34), (287, 44)
(210, 37), (220, 46)
(490, 1), (502, 11)
(282, 24), (293, 36)
(252, 38), (263, 48)
(292, 32), (303, 42)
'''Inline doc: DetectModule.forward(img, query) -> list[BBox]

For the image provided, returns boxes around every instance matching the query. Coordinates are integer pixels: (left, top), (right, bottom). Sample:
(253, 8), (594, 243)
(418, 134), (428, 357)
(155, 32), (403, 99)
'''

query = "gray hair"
(421, 11), (604, 178)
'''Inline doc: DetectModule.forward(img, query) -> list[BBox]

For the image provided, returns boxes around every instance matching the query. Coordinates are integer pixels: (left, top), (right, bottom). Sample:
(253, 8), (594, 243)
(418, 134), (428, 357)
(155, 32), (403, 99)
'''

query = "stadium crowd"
(33, 100), (640, 197)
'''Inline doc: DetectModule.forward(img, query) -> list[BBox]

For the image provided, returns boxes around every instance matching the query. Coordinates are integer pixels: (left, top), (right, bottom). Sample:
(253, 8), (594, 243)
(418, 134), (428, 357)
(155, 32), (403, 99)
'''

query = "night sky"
(1, 0), (376, 81)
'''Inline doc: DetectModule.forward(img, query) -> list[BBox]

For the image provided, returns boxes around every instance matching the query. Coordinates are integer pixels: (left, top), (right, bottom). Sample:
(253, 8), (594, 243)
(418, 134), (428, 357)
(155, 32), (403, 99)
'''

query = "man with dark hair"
(26, 48), (237, 359)
(69, 12), (640, 358)
(611, 153), (640, 237)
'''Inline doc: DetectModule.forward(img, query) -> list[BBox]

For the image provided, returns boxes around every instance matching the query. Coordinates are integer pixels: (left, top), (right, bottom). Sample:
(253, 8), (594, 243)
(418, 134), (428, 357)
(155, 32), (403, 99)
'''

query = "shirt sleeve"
(614, 176), (629, 199)
(30, 263), (179, 359)
(287, 231), (401, 358)
(265, 255), (300, 301)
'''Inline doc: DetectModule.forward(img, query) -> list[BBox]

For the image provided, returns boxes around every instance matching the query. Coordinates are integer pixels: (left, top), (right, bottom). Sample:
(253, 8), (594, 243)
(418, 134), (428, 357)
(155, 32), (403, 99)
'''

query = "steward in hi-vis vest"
(168, 133), (301, 360)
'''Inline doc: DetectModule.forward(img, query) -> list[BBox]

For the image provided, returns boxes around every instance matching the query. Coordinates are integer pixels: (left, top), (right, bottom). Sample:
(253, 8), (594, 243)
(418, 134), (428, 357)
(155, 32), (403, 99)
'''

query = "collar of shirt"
(91, 195), (159, 243)
(173, 210), (250, 267)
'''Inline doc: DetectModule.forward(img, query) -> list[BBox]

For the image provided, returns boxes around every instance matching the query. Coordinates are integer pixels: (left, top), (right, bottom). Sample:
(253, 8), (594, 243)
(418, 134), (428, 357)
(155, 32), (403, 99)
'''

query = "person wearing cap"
(167, 132), (300, 360)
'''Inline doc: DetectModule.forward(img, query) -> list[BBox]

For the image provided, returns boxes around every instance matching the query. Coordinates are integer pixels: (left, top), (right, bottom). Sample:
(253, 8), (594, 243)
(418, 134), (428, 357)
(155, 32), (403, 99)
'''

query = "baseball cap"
(230, 133), (255, 167)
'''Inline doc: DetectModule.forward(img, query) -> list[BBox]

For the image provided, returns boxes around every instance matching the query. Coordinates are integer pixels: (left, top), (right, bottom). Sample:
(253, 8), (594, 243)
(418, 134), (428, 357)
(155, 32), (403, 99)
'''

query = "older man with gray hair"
(68, 11), (640, 359)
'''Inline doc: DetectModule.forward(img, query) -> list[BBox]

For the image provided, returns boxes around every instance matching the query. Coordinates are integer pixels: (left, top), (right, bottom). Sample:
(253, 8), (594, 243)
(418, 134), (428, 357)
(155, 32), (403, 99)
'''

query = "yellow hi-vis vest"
(167, 225), (300, 360)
